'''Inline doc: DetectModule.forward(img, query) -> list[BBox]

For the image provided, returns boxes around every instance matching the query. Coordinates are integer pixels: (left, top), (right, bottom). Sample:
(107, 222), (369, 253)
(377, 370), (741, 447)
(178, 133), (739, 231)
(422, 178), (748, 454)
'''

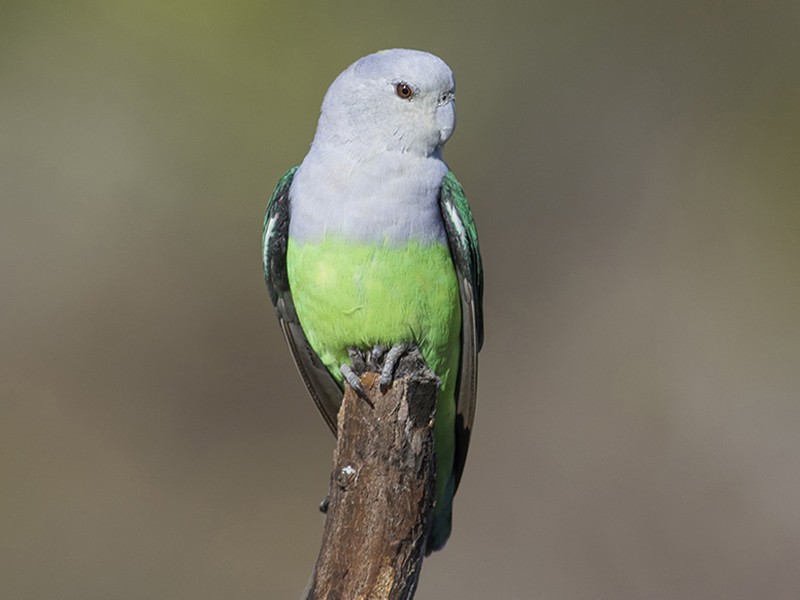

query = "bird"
(262, 48), (483, 552)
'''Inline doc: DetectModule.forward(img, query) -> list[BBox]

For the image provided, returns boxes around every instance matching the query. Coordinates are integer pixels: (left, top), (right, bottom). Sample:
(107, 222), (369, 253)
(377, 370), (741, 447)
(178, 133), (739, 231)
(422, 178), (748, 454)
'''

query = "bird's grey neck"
(288, 145), (449, 245)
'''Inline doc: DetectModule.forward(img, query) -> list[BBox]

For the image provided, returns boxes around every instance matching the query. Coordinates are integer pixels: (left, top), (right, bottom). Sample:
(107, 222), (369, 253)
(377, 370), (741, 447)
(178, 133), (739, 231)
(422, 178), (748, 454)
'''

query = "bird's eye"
(395, 82), (414, 100)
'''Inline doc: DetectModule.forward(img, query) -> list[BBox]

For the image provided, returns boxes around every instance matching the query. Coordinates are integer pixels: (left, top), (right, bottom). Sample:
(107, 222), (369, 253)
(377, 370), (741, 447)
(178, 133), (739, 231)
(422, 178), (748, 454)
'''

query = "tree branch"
(304, 352), (439, 600)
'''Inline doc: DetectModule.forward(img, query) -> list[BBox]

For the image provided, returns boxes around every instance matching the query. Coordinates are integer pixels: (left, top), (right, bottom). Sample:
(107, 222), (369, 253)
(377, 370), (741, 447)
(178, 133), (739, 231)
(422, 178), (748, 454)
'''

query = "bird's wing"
(439, 170), (484, 491)
(262, 167), (342, 434)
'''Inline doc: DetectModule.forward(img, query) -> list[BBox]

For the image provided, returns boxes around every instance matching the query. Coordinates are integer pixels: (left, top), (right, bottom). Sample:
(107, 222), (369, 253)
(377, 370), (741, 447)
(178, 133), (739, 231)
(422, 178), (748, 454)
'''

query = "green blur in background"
(2, 1), (799, 598)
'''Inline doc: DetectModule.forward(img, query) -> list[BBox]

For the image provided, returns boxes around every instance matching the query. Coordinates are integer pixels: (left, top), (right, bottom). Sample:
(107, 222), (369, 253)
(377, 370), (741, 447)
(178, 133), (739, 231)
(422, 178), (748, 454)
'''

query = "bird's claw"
(370, 344), (387, 364)
(340, 363), (373, 407)
(380, 342), (411, 392)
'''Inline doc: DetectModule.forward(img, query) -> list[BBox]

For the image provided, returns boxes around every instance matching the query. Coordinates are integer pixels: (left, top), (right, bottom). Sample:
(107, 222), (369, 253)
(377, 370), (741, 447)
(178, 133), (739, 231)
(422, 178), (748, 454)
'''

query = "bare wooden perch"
(304, 351), (439, 600)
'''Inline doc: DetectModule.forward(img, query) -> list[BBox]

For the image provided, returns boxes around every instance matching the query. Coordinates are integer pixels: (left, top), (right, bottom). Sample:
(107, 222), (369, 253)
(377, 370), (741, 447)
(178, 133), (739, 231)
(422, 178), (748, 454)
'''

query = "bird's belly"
(286, 236), (461, 380)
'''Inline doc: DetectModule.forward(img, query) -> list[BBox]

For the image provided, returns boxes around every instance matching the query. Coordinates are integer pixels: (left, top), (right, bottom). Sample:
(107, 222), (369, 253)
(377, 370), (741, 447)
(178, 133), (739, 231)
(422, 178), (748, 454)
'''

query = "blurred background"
(2, 1), (799, 598)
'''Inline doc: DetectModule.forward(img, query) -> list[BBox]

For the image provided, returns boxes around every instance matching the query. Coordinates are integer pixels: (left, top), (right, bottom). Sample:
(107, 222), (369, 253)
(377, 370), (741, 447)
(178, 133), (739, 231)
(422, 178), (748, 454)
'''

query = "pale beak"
(435, 97), (456, 145)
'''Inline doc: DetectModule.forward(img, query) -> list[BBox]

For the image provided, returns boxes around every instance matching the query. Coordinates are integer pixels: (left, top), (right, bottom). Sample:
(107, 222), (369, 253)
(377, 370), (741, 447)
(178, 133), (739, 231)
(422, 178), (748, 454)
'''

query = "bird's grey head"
(313, 49), (456, 158)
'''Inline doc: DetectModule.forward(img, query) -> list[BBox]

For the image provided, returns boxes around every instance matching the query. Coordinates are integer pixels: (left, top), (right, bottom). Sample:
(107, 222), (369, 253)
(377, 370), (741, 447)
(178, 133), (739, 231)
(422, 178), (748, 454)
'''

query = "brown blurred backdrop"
(2, 1), (799, 598)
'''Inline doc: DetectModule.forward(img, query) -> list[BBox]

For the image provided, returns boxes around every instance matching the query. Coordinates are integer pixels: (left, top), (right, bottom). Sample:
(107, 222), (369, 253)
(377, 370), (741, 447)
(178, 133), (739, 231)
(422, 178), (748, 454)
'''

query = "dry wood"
(304, 353), (439, 600)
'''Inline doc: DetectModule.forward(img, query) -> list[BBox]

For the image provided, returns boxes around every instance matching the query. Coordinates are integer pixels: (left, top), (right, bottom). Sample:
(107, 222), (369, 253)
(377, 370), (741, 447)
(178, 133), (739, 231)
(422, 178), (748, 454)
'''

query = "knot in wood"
(336, 464), (358, 490)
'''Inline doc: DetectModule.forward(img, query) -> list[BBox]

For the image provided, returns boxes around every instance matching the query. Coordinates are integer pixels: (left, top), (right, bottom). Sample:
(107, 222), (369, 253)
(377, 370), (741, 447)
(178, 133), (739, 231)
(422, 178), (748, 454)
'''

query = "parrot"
(262, 48), (483, 552)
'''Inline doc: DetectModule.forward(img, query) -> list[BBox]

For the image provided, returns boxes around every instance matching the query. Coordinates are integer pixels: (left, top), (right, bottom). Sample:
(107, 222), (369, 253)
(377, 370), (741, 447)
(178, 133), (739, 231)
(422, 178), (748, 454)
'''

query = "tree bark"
(304, 355), (439, 600)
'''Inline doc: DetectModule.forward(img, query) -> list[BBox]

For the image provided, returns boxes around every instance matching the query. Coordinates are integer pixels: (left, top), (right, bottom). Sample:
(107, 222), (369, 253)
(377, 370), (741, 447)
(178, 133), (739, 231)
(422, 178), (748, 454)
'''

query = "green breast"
(286, 236), (461, 383)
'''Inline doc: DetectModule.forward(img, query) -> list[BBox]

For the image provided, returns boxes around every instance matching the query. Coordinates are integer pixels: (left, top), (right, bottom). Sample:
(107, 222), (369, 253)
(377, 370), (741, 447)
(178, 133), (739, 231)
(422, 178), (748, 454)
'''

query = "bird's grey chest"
(288, 155), (449, 245)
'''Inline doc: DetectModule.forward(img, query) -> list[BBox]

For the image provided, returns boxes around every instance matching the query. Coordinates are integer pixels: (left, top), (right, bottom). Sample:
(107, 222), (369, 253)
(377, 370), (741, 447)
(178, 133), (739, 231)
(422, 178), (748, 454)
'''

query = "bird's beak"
(435, 97), (456, 145)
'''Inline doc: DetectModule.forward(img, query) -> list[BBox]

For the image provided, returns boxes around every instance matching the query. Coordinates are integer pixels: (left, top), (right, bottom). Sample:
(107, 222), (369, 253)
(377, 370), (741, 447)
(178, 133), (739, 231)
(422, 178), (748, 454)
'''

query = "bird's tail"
(426, 473), (456, 553)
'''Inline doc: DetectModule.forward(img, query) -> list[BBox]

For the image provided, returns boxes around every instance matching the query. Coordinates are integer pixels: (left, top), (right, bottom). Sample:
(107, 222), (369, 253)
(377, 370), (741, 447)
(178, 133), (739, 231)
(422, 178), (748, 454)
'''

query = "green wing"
(262, 168), (296, 305)
(262, 167), (342, 433)
(439, 170), (484, 490)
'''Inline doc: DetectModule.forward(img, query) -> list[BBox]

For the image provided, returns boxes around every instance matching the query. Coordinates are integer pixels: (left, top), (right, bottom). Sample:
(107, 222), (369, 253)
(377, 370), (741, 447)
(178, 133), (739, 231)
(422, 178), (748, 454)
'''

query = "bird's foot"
(344, 345), (388, 375)
(341, 343), (426, 398)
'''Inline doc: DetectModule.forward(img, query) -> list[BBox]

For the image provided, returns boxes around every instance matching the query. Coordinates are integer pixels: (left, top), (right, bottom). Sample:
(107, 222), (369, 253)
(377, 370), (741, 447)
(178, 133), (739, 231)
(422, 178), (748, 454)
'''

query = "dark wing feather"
(439, 171), (484, 491)
(263, 167), (342, 434)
